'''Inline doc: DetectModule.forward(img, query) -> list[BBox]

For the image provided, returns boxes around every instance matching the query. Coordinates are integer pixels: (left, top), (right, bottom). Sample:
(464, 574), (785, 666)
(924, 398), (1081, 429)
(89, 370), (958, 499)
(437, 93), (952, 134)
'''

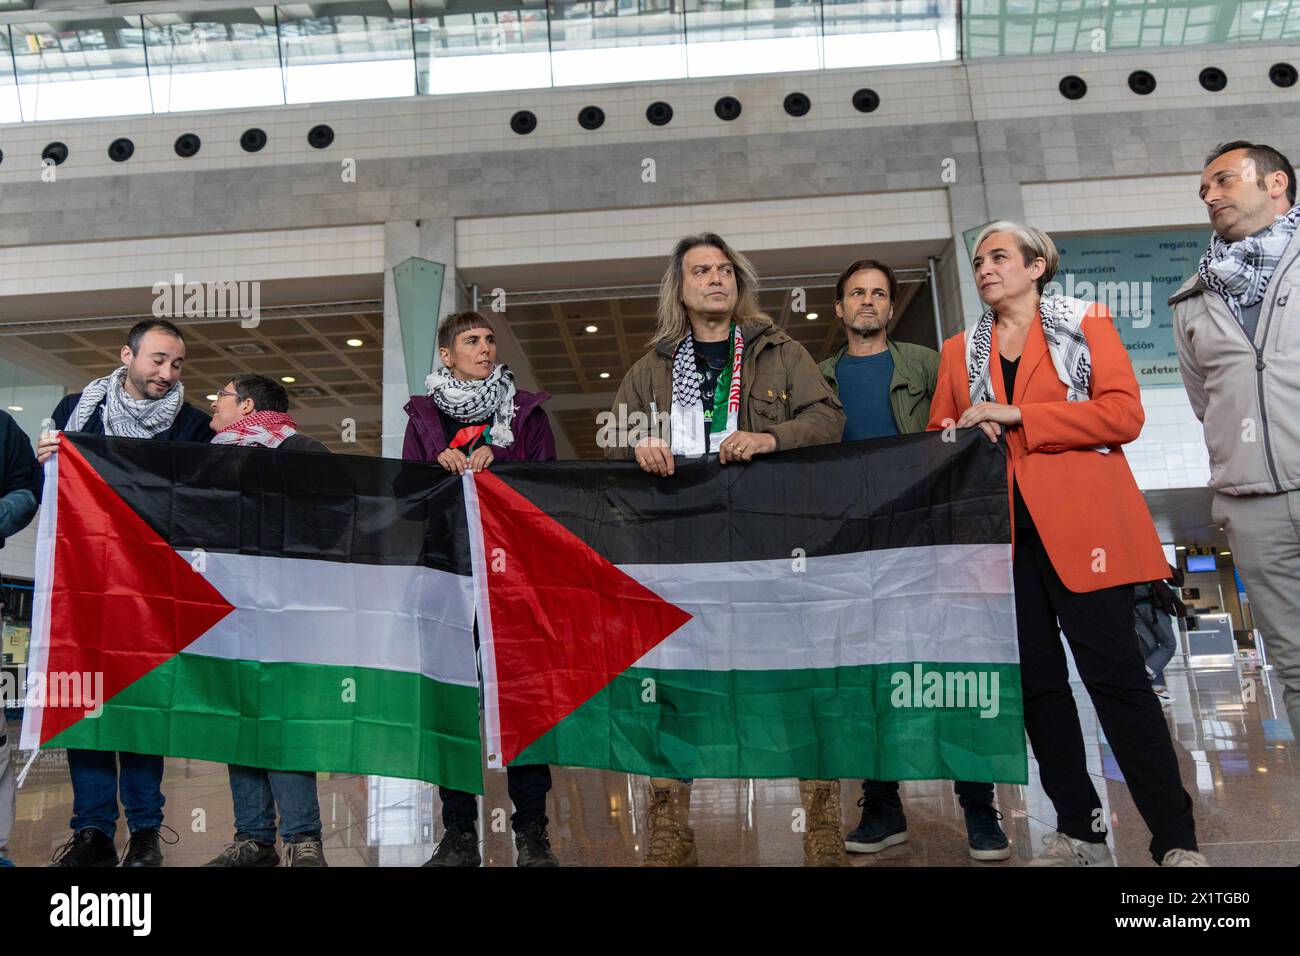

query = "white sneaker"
(1027, 832), (1115, 866)
(1154, 687), (1174, 703)
(1160, 848), (1209, 867)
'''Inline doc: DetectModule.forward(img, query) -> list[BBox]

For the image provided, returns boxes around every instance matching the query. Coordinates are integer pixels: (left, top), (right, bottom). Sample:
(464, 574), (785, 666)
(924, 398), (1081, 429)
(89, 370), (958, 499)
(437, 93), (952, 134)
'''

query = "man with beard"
(819, 259), (1010, 861)
(37, 318), (211, 867)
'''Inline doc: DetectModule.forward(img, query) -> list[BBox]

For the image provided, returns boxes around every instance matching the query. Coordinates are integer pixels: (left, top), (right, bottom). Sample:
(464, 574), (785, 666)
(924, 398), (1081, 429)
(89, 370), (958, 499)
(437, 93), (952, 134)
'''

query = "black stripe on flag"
(489, 429), (1009, 565)
(66, 434), (471, 574)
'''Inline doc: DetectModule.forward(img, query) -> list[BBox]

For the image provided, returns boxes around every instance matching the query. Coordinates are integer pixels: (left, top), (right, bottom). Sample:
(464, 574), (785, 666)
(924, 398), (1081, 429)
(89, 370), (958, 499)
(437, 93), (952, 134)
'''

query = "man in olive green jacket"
(818, 257), (1010, 863)
(604, 232), (845, 868)
(816, 259), (938, 436)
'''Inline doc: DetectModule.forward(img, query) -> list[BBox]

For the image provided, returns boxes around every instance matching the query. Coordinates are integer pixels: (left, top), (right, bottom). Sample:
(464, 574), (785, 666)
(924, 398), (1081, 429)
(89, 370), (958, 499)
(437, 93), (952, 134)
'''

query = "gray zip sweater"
(1171, 226), (1300, 495)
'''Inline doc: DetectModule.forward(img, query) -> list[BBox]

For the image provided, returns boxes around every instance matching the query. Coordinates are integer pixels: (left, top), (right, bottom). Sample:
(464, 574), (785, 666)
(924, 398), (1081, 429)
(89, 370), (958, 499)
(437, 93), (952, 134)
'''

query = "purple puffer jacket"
(402, 387), (556, 463)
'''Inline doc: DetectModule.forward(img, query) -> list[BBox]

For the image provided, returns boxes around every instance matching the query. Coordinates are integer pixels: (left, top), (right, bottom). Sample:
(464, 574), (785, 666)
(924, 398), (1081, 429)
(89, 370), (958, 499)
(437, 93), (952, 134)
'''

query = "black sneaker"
(963, 801), (1011, 861)
(514, 823), (559, 867)
(422, 827), (480, 867)
(203, 834), (280, 867)
(50, 828), (119, 868)
(844, 796), (909, 854)
(121, 828), (165, 867)
(283, 833), (327, 868)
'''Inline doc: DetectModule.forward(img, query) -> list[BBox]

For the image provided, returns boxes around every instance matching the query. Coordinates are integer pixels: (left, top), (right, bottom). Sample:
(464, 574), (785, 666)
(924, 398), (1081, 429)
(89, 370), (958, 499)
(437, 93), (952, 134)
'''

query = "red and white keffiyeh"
(212, 410), (299, 448)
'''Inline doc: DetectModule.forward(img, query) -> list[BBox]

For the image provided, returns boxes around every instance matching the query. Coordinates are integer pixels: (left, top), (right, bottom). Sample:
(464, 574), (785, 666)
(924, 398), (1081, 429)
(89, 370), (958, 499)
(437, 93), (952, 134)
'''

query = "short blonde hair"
(972, 221), (1059, 294)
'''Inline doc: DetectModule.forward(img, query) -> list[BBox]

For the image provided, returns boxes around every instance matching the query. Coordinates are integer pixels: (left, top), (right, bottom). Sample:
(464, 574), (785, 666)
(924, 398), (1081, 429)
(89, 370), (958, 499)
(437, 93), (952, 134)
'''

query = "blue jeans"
(227, 765), (321, 843)
(68, 749), (165, 838)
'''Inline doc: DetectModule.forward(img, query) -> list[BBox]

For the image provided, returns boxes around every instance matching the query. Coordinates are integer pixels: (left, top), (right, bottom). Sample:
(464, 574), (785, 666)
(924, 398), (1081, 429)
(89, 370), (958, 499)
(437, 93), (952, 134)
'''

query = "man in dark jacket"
(403, 310), (558, 867)
(202, 374), (329, 868)
(38, 318), (210, 868)
(0, 409), (40, 867)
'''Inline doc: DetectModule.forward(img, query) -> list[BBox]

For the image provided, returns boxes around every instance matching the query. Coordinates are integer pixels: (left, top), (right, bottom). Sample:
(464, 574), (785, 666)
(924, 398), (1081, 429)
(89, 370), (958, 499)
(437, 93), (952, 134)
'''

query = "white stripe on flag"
(184, 550), (478, 687)
(626, 543), (1017, 672)
(18, 454), (60, 753)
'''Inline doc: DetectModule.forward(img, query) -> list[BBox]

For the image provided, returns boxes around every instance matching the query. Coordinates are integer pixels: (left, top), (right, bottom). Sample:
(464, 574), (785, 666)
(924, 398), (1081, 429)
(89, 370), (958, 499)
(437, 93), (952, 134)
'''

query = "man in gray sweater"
(1171, 140), (1300, 743)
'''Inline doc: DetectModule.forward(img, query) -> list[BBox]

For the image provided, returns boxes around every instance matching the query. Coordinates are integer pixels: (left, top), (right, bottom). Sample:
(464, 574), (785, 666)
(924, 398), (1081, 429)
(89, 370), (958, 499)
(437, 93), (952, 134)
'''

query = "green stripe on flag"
(518, 662), (1027, 783)
(48, 653), (483, 794)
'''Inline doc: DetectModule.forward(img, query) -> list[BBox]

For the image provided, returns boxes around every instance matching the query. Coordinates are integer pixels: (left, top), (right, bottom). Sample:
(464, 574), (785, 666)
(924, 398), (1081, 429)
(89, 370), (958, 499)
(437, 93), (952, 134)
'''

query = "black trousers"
(440, 764), (551, 833)
(863, 778), (994, 807)
(1015, 528), (1196, 862)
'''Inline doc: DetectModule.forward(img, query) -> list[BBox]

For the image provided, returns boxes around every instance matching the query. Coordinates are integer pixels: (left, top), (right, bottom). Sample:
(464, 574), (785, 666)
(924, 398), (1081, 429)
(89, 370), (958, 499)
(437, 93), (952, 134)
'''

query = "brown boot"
(800, 779), (850, 867)
(641, 779), (698, 867)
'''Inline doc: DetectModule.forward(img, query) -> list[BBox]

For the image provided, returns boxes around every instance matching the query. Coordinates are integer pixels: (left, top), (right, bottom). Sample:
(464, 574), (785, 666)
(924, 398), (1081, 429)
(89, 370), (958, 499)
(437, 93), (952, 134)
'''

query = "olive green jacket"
(605, 315), (845, 458)
(817, 339), (940, 436)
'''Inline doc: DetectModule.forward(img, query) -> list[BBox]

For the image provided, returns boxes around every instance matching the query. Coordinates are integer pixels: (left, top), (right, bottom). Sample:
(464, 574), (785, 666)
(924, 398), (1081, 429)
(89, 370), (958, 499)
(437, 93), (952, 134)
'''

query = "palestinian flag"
(467, 429), (1026, 783)
(20, 434), (482, 793)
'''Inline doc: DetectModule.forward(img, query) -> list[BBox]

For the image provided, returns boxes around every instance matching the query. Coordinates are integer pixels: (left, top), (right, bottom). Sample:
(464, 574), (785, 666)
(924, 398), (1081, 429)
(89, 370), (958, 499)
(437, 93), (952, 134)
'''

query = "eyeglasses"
(214, 389), (238, 400)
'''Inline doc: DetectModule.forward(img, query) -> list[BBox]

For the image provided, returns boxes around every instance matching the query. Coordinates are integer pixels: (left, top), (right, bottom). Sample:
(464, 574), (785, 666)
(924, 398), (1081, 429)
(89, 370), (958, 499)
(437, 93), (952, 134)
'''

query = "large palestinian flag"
(468, 429), (1026, 783)
(20, 434), (482, 793)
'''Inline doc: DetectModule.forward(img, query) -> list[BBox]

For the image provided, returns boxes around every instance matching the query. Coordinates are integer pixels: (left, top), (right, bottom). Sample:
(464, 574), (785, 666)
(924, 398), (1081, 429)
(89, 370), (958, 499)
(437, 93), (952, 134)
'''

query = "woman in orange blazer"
(928, 222), (1203, 867)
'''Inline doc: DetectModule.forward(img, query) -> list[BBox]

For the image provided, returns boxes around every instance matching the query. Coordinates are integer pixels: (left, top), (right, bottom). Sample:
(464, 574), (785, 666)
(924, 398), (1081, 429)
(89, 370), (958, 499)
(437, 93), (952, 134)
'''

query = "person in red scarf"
(204, 374), (329, 867)
(403, 310), (558, 867)
(209, 374), (327, 453)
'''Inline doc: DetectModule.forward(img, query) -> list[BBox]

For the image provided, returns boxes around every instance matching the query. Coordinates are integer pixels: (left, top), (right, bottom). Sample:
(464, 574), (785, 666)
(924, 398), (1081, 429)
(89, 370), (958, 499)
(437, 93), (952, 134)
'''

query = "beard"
(848, 313), (888, 336)
(127, 365), (172, 400)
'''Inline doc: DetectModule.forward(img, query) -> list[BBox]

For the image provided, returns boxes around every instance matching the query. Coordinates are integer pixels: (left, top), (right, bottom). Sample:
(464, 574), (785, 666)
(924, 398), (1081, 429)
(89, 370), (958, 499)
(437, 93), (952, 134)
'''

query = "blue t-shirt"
(837, 350), (898, 441)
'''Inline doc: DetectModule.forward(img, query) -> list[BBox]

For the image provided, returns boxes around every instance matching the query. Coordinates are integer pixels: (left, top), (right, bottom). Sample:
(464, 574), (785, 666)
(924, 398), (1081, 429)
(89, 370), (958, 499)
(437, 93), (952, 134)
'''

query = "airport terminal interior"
(0, 0), (1297, 867)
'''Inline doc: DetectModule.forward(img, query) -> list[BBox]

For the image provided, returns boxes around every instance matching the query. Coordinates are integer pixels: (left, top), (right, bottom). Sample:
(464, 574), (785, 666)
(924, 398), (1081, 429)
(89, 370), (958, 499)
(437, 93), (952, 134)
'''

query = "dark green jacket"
(818, 339), (940, 436)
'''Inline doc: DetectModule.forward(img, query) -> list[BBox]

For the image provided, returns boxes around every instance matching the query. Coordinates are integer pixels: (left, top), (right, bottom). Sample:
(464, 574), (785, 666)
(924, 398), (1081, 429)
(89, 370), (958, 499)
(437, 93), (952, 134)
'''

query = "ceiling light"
(206, 394), (218, 401)
(585, 325), (598, 333)
(7, 405), (22, 411)
(281, 376), (296, 384)
(1175, 546), (1186, 551)
(345, 338), (364, 348)
(806, 312), (819, 320)
(599, 372), (611, 379)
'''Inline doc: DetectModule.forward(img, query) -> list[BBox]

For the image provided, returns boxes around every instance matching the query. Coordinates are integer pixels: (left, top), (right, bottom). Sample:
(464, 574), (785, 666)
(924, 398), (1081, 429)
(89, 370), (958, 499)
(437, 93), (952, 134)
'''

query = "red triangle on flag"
(38, 438), (235, 745)
(472, 471), (692, 765)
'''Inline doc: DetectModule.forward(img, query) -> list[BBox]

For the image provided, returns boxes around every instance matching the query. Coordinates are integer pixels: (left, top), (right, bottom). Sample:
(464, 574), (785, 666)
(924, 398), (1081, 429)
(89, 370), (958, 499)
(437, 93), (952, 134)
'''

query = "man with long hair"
(606, 233), (844, 866)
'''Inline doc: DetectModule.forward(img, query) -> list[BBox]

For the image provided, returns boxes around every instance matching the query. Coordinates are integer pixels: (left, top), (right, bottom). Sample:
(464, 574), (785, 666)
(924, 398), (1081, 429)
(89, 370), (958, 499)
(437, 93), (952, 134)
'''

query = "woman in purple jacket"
(403, 310), (558, 868)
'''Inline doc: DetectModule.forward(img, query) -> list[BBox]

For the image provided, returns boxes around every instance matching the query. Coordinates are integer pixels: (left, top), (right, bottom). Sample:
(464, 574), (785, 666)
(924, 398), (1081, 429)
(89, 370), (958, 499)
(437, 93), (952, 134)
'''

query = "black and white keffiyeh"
(1197, 203), (1300, 320)
(71, 366), (185, 438)
(965, 293), (1109, 454)
(425, 363), (518, 448)
(668, 325), (744, 456)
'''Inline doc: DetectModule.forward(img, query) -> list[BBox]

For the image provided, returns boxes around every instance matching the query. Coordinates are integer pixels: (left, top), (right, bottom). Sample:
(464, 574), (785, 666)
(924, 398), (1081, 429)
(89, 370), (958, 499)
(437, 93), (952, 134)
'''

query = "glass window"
(279, 2), (417, 104)
(11, 17), (152, 121)
(415, 7), (552, 95)
(145, 9), (283, 112)
(549, 0), (687, 86)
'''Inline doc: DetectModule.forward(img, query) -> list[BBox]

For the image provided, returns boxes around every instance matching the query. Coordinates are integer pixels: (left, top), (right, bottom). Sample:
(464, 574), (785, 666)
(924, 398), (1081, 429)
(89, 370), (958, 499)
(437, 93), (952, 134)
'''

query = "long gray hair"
(649, 233), (769, 351)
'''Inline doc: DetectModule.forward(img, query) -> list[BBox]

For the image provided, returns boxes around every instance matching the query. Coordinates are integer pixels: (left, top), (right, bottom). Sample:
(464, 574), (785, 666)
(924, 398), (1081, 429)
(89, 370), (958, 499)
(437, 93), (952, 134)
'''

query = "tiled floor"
(5, 661), (1296, 867)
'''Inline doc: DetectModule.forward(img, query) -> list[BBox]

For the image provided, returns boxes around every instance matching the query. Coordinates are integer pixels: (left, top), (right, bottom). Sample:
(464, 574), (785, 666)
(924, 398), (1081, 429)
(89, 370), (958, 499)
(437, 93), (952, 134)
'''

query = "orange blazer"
(928, 303), (1168, 593)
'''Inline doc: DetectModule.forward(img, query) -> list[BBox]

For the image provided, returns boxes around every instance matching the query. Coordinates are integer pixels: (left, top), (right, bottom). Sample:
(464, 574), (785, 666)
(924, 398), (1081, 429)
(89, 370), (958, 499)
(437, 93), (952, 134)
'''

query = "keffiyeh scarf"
(1197, 203), (1300, 320)
(965, 293), (1109, 454)
(211, 410), (299, 448)
(425, 363), (517, 448)
(669, 324), (744, 456)
(71, 366), (184, 438)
